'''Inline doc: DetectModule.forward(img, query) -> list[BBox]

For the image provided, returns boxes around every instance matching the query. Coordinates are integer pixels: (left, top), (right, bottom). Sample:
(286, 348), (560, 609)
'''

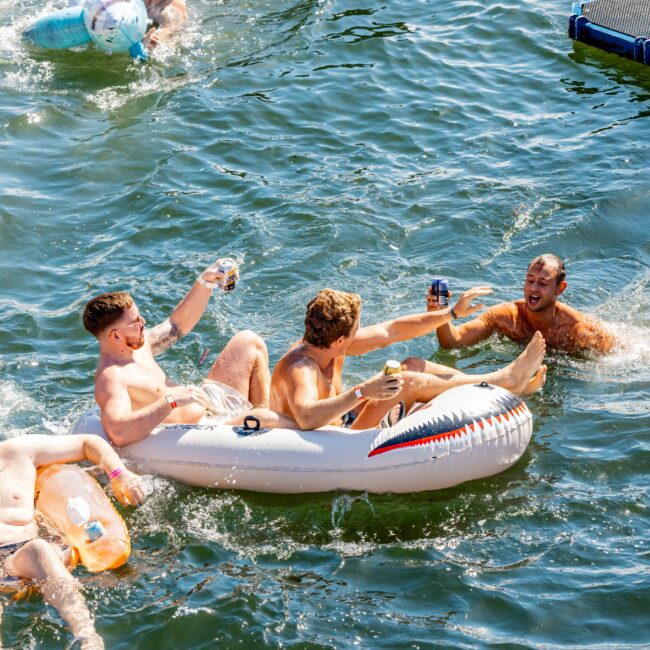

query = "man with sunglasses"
(83, 259), (293, 447)
(428, 254), (615, 354)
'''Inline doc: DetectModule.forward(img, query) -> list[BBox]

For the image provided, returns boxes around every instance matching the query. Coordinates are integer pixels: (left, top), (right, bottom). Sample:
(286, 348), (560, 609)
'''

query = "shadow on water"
(566, 41), (650, 95)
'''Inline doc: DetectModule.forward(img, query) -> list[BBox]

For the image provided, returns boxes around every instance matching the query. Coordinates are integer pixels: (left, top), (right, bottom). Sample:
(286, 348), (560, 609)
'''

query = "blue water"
(1, 0), (649, 647)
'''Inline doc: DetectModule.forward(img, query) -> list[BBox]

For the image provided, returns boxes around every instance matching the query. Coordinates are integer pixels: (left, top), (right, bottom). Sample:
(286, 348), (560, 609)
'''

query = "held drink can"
(384, 360), (402, 375)
(218, 260), (238, 292)
(84, 520), (105, 542)
(431, 277), (449, 306)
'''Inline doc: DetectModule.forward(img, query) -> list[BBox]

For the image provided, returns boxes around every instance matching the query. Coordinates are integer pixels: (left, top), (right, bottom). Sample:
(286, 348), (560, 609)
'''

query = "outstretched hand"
(452, 286), (492, 319)
(111, 469), (145, 507)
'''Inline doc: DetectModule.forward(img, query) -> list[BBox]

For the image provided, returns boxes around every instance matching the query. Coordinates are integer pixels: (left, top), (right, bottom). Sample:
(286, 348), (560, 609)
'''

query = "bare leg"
(5, 539), (103, 649)
(352, 333), (546, 429)
(206, 330), (271, 407)
(401, 356), (465, 378)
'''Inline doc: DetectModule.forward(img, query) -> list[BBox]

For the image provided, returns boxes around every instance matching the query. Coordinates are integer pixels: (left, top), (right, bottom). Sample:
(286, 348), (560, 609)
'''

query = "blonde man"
(271, 288), (547, 431)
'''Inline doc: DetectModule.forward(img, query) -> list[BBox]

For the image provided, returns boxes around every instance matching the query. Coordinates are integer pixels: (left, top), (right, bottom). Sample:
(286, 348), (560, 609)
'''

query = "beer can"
(431, 276), (449, 306)
(218, 260), (238, 292)
(384, 360), (402, 375)
(84, 520), (105, 542)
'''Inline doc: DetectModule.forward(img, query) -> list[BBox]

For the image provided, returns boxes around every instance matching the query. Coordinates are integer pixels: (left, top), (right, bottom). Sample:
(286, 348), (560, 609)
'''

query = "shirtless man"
(142, 0), (187, 49)
(271, 288), (547, 431)
(0, 434), (143, 649)
(429, 254), (615, 354)
(83, 259), (292, 447)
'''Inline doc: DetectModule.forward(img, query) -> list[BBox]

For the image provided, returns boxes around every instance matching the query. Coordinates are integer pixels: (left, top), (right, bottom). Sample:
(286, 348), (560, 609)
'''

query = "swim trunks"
(341, 411), (357, 428)
(201, 381), (251, 423)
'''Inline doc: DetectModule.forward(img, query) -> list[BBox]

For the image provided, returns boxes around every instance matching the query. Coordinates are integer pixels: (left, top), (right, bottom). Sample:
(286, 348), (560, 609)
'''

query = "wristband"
(353, 385), (366, 401)
(450, 307), (459, 320)
(165, 394), (178, 409)
(197, 274), (218, 290)
(109, 467), (125, 480)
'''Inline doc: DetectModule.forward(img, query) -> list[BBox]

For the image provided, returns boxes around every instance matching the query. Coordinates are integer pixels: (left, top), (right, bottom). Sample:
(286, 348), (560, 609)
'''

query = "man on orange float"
(0, 434), (143, 650)
(83, 258), (294, 447)
(270, 288), (547, 431)
(428, 254), (616, 354)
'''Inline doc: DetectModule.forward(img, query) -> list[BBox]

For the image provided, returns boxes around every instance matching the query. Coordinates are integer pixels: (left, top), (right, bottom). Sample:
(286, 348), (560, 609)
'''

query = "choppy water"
(1, 0), (649, 647)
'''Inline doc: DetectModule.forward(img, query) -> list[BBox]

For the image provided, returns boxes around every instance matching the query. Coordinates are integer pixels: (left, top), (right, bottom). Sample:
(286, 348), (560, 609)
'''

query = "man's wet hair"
(304, 289), (361, 349)
(528, 254), (566, 286)
(83, 292), (134, 338)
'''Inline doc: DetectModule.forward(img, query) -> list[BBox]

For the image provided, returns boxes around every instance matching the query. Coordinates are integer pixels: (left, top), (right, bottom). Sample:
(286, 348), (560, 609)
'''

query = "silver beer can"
(218, 260), (238, 292)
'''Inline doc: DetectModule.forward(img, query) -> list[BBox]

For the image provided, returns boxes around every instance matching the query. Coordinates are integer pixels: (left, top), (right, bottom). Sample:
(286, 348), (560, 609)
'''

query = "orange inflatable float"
(35, 464), (131, 572)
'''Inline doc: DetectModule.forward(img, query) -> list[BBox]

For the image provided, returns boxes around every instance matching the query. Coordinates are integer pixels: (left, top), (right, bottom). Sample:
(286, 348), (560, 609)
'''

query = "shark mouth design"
(368, 392), (527, 458)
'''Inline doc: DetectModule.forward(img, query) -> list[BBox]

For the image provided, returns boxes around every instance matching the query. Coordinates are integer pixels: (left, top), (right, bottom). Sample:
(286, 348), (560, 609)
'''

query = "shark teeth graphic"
(368, 392), (527, 458)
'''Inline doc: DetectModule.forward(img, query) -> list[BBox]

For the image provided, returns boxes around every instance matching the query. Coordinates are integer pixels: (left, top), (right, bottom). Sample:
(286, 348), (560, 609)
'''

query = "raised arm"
(96, 369), (208, 446)
(146, 258), (234, 356)
(21, 434), (144, 506)
(347, 287), (492, 356)
(285, 362), (401, 430)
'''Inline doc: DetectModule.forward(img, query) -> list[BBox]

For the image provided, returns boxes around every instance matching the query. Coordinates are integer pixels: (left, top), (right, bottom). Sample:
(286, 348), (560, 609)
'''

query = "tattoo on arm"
(147, 320), (181, 356)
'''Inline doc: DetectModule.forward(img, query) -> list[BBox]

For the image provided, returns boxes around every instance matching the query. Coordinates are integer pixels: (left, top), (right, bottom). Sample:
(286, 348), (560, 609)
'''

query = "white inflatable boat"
(71, 383), (533, 494)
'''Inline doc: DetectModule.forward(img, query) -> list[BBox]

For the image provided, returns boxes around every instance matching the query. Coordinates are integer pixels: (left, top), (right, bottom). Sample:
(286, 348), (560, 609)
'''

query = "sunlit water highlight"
(0, 0), (649, 647)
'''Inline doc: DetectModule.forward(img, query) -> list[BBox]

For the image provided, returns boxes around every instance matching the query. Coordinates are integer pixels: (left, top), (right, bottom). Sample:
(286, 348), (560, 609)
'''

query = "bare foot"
(494, 332), (546, 393)
(522, 363), (547, 394)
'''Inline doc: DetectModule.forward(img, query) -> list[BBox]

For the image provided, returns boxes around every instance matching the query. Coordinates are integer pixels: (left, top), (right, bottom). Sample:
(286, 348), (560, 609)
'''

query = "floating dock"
(569, 1), (650, 65)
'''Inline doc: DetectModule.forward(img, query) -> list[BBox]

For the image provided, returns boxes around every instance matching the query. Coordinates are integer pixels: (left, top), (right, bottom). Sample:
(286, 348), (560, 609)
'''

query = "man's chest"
(123, 360), (168, 393)
(0, 461), (36, 520)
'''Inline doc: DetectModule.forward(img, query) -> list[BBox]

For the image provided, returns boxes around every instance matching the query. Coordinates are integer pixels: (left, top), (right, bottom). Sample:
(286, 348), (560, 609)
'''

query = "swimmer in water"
(141, 0), (187, 49)
(429, 254), (616, 355)
(270, 288), (546, 431)
(0, 434), (143, 650)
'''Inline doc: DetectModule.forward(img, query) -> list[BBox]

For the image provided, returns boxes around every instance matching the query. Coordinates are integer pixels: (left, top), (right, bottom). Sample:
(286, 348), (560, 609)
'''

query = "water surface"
(0, 0), (649, 647)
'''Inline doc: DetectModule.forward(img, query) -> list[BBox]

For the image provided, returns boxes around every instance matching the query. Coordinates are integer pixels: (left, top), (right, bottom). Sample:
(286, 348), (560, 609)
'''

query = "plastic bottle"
(66, 496), (107, 542)
(35, 465), (131, 572)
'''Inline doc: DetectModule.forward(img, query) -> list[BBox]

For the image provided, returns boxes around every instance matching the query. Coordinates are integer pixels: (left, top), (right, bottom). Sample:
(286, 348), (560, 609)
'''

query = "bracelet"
(353, 385), (366, 401)
(109, 467), (125, 480)
(165, 394), (178, 409)
(450, 307), (459, 320)
(197, 275), (218, 290)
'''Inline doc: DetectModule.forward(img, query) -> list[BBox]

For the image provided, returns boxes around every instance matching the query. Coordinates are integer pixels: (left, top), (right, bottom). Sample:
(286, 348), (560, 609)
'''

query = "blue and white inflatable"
(22, 0), (149, 59)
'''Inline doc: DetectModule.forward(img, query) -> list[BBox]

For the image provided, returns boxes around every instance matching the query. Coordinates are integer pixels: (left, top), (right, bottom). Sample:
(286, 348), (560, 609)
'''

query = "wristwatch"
(165, 394), (178, 409)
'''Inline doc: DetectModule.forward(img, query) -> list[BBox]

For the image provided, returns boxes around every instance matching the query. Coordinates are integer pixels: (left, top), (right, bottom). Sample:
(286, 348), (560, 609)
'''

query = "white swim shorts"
(201, 381), (252, 423)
